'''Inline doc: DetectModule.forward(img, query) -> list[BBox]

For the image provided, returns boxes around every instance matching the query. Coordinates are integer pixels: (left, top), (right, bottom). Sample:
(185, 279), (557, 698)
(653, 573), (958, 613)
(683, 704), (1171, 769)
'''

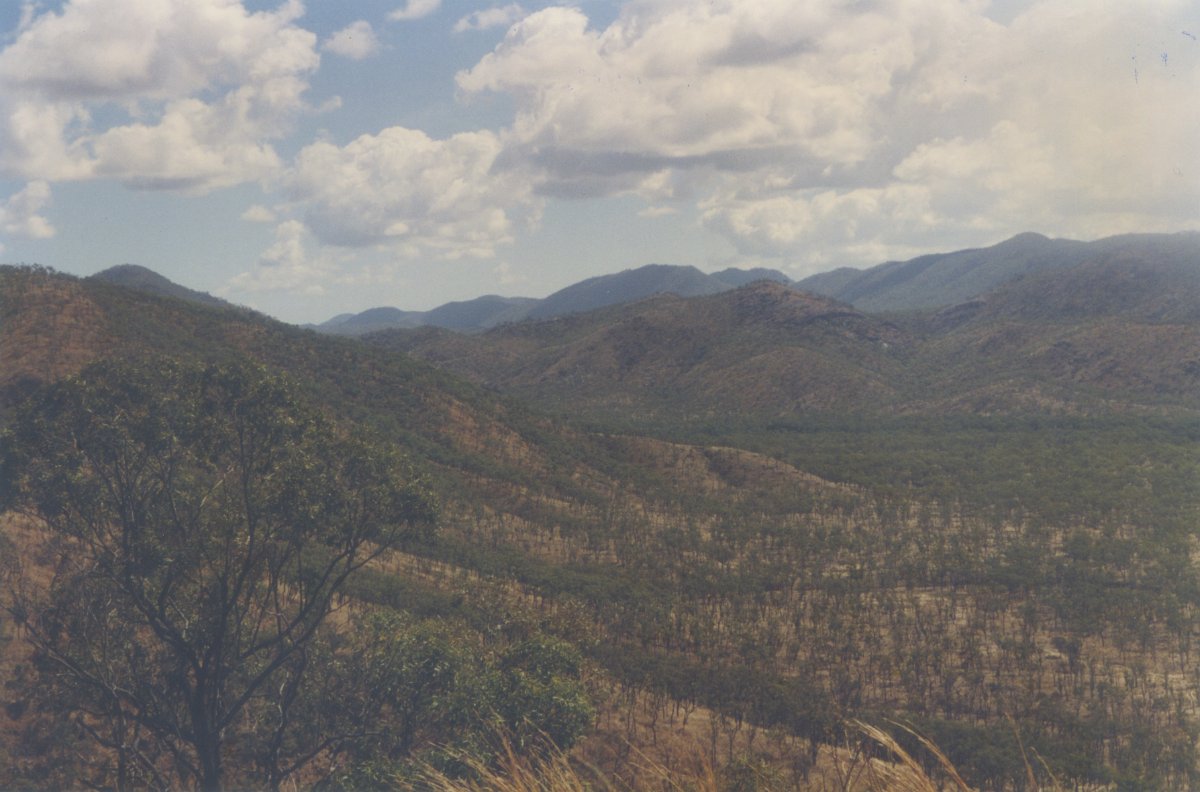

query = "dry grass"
(841, 721), (972, 792)
(412, 721), (992, 792)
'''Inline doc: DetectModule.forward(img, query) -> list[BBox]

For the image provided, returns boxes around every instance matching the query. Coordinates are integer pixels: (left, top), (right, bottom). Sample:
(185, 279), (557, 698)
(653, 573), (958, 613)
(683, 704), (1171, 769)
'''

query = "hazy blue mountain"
(805, 231), (1198, 314)
(968, 231), (1200, 323)
(314, 264), (791, 334)
(315, 296), (538, 336)
(422, 295), (539, 330)
(792, 266), (867, 299)
(89, 264), (231, 309)
(313, 230), (1200, 336)
(795, 232), (1093, 312)
(710, 267), (793, 288)
(317, 306), (424, 336)
(525, 263), (731, 320)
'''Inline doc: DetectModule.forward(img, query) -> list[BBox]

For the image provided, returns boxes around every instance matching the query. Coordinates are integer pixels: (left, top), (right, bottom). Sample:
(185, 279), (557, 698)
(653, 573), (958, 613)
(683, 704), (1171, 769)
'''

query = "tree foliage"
(0, 358), (436, 791)
(315, 612), (595, 789)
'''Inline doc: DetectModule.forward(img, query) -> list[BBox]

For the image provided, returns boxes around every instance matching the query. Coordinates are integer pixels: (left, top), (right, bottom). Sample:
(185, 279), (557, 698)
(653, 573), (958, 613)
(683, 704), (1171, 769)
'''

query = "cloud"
(458, 0), (1200, 267)
(0, 0), (319, 192)
(389, 0), (441, 22)
(287, 126), (541, 259)
(0, 180), (55, 239)
(323, 20), (380, 60)
(12, 2), (37, 36)
(458, 3), (959, 165)
(0, 100), (93, 181)
(241, 204), (277, 223)
(226, 219), (332, 295)
(454, 4), (526, 34)
(86, 96), (285, 191)
(492, 260), (524, 286)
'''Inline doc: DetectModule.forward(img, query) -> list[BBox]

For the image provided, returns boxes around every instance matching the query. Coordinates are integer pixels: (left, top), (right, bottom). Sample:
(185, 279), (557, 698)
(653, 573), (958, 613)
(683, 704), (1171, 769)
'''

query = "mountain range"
(366, 232), (1200, 421)
(310, 262), (779, 335)
(70, 231), (1200, 421)
(307, 231), (1200, 335)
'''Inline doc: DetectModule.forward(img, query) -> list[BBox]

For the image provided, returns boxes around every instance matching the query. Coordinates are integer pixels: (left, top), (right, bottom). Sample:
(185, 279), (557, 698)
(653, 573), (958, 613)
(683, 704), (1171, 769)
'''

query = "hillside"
(4, 263), (1200, 789)
(373, 282), (907, 419)
(0, 265), (620, 502)
(371, 248), (1200, 422)
(904, 242), (1200, 412)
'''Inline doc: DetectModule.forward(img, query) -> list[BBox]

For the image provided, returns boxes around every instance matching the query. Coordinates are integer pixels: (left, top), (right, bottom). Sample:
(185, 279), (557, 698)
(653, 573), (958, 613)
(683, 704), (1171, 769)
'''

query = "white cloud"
(458, 3), (972, 165)
(389, 0), (441, 22)
(241, 204), (277, 223)
(639, 205), (678, 218)
(458, 0), (1200, 267)
(226, 219), (332, 295)
(492, 260), (527, 288)
(261, 219), (309, 270)
(287, 126), (541, 259)
(0, 0), (319, 192)
(454, 4), (526, 34)
(0, 180), (55, 239)
(0, 100), (93, 181)
(323, 20), (380, 60)
(87, 95), (285, 191)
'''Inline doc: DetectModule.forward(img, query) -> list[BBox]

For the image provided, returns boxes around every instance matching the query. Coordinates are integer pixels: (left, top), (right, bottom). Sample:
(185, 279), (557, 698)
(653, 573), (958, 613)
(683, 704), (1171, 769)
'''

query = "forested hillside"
(2, 262), (1199, 790)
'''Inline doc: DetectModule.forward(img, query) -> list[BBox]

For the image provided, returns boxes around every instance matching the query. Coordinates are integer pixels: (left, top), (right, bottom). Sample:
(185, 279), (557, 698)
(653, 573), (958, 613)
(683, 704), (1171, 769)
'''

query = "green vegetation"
(0, 359), (432, 789)
(0, 358), (589, 790)
(652, 413), (1200, 522)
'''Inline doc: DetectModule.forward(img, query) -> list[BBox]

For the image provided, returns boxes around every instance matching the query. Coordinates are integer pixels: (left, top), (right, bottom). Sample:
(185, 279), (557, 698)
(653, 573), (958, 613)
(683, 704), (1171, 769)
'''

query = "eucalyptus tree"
(1, 358), (435, 791)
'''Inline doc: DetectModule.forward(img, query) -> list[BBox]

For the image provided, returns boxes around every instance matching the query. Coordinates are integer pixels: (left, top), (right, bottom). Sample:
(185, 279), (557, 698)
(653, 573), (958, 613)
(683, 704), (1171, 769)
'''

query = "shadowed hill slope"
(0, 264), (856, 526)
(372, 282), (908, 419)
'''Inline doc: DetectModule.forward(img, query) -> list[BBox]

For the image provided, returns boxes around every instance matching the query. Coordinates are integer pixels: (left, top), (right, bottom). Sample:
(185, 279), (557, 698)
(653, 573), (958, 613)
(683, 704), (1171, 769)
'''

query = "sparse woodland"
(2, 262), (1199, 790)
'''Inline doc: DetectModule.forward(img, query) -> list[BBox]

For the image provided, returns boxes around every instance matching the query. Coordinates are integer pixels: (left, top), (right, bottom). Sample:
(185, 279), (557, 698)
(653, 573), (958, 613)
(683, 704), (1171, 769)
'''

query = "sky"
(0, 0), (1197, 324)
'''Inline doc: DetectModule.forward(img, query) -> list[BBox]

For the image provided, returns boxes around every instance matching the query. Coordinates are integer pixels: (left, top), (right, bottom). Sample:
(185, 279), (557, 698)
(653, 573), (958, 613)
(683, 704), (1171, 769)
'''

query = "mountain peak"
(89, 264), (229, 309)
(525, 262), (730, 320)
(1001, 231), (1051, 246)
(794, 231), (1088, 312)
(710, 266), (793, 288)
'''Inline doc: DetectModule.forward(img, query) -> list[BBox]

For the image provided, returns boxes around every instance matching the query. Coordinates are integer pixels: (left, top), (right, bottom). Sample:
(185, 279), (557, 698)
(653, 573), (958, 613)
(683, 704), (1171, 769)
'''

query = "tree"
(0, 358), (435, 791)
(495, 634), (595, 753)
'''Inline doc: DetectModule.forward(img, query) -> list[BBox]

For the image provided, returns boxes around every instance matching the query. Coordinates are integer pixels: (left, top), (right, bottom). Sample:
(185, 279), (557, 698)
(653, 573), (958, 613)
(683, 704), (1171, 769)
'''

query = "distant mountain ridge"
(319, 231), (1200, 334)
(371, 236), (1200, 419)
(794, 231), (1200, 313)
(88, 231), (1200, 341)
(314, 296), (539, 336)
(315, 263), (793, 335)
